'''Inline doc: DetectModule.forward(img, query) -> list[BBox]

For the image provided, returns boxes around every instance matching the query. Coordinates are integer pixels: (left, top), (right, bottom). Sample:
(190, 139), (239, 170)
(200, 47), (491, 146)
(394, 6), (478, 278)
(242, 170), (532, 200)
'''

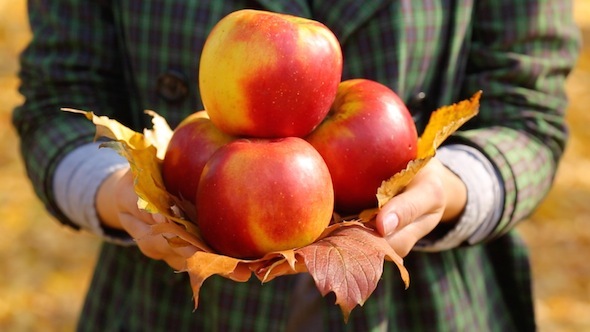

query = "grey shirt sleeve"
(53, 142), (134, 245)
(413, 144), (504, 251)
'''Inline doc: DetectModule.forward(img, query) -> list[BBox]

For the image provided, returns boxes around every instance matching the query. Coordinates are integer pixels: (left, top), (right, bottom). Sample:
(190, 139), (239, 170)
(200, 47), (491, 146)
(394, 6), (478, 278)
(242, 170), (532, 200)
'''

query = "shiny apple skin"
(162, 111), (235, 201)
(196, 137), (334, 259)
(199, 9), (343, 138)
(306, 79), (418, 215)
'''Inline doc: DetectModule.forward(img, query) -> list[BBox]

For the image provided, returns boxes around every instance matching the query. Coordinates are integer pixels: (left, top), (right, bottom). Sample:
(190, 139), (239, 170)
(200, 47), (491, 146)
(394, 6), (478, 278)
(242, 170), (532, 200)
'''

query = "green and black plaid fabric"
(13, 0), (580, 330)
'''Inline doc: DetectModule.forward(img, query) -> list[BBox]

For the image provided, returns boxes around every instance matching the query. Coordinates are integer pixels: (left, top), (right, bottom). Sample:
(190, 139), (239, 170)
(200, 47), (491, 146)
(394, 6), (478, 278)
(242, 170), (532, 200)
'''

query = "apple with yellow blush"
(199, 9), (343, 138)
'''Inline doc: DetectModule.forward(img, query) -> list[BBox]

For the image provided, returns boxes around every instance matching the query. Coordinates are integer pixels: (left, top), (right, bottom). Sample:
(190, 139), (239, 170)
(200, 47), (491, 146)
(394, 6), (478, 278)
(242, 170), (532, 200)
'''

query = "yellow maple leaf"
(417, 90), (482, 158)
(143, 110), (173, 159)
(373, 91), (481, 210)
(62, 108), (181, 220)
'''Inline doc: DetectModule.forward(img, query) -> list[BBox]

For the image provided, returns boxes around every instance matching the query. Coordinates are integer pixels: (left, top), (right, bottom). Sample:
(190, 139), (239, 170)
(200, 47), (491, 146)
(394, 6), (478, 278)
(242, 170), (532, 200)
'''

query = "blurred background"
(0, 0), (588, 330)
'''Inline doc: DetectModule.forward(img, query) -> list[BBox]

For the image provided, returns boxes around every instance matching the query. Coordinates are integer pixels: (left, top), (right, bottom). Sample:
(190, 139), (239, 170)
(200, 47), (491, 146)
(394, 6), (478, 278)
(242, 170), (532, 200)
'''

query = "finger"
(120, 213), (196, 270)
(111, 171), (159, 225)
(160, 232), (199, 258)
(376, 169), (445, 237)
(163, 237), (198, 271)
(119, 213), (151, 239)
(117, 190), (161, 225)
(163, 244), (198, 271)
(120, 213), (171, 260)
(385, 212), (441, 257)
(152, 213), (167, 224)
(173, 244), (198, 259)
(164, 256), (188, 271)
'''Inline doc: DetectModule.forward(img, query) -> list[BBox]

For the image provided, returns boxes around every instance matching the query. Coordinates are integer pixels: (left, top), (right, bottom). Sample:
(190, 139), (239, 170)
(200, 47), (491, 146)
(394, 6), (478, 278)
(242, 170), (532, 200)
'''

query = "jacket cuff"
(414, 144), (504, 251)
(53, 142), (134, 245)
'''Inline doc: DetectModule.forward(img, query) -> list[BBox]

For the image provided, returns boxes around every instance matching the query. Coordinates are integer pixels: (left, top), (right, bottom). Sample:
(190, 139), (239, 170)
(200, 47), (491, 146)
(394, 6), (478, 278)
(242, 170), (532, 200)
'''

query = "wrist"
(439, 163), (467, 223)
(96, 167), (129, 231)
(53, 142), (133, 244)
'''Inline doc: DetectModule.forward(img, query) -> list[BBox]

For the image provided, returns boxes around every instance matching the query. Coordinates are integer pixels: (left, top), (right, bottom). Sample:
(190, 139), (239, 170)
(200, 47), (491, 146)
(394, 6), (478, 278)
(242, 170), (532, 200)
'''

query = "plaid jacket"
(13, 0), (579, 331)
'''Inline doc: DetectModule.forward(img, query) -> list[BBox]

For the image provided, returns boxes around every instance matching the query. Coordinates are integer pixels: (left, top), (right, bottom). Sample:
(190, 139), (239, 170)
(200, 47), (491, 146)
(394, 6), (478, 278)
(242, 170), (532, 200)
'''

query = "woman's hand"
(96, 168), (196, 270)
(375, 158), (467, 257)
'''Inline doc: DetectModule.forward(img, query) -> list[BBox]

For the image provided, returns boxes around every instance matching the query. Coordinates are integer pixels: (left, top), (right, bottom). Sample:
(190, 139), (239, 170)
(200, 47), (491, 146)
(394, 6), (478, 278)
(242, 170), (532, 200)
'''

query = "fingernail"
(383, 212), (399, 236)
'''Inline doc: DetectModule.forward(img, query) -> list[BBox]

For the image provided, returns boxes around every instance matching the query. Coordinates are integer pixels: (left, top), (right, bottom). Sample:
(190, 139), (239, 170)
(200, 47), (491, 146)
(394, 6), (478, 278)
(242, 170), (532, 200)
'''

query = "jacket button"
(407, 92), (427, 111)
(157, 70), (189, 102)
(407, 92), (428, 134)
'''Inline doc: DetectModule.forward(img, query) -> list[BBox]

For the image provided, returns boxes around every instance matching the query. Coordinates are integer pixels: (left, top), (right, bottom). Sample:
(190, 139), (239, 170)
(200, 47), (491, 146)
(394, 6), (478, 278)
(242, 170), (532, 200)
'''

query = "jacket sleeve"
(454, 0), (580, 240)
(12, 0), (132, 228)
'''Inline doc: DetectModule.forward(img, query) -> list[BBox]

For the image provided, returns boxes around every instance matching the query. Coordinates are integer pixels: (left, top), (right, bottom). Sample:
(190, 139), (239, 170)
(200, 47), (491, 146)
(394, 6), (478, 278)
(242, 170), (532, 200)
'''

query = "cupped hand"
(375, 158), (466, 257)
(96, 168), (196, 270)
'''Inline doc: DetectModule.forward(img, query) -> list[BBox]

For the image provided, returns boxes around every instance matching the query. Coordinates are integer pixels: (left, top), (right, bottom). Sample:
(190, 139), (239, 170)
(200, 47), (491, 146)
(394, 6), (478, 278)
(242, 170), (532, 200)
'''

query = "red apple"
(196, 137), (334, 259)
(162, 110), (236, 201)
(199, 9), (343, 138)
(305, 79), (418, 215)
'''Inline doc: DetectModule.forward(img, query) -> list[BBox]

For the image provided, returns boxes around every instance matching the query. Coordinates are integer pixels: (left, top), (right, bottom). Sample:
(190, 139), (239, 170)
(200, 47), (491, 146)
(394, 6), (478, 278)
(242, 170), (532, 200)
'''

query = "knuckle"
(398, 200), (420, 225)
(426, 175), (445, 200)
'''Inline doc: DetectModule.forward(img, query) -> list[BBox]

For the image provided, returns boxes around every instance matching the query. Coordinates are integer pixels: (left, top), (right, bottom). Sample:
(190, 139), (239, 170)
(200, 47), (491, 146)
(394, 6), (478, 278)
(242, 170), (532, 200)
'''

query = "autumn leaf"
(150, 220), (210, 252)
(62, 108), (195, 228)
(417, 91), (482, 157)
(62, 108), (149, 149)
(254, 253), (307, 282)
(62, 109), (173, 214)
(253, 249), (305, 282)
(185, 249), (309, 310)
(185, 251), (252, 310)
(253, 221), (353, 282)
(297, 223), (409, 321)
(374, 91), (481, 209)
(143, 110), (173, 159)
(101, 140), (173, 213)
(375, 158), (431, 209)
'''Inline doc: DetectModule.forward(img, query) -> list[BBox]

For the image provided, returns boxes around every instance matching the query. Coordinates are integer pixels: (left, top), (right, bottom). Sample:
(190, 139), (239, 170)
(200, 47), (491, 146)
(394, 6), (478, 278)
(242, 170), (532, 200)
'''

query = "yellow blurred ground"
(0, 1), (99, 331)
(517, 1), (590, 330)
(0, 0), (588, 331)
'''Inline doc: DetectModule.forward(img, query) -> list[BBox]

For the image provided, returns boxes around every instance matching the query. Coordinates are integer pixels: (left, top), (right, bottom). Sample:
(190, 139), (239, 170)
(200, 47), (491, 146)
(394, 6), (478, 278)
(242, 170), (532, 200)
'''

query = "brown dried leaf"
(185, 251), (252, 310)
(297, 223), (409, 322)
(184, 247), (312, 310)
(150, 221), (209, 252)
(255, 254), (307, 282)
(251, 249), (307, 282)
